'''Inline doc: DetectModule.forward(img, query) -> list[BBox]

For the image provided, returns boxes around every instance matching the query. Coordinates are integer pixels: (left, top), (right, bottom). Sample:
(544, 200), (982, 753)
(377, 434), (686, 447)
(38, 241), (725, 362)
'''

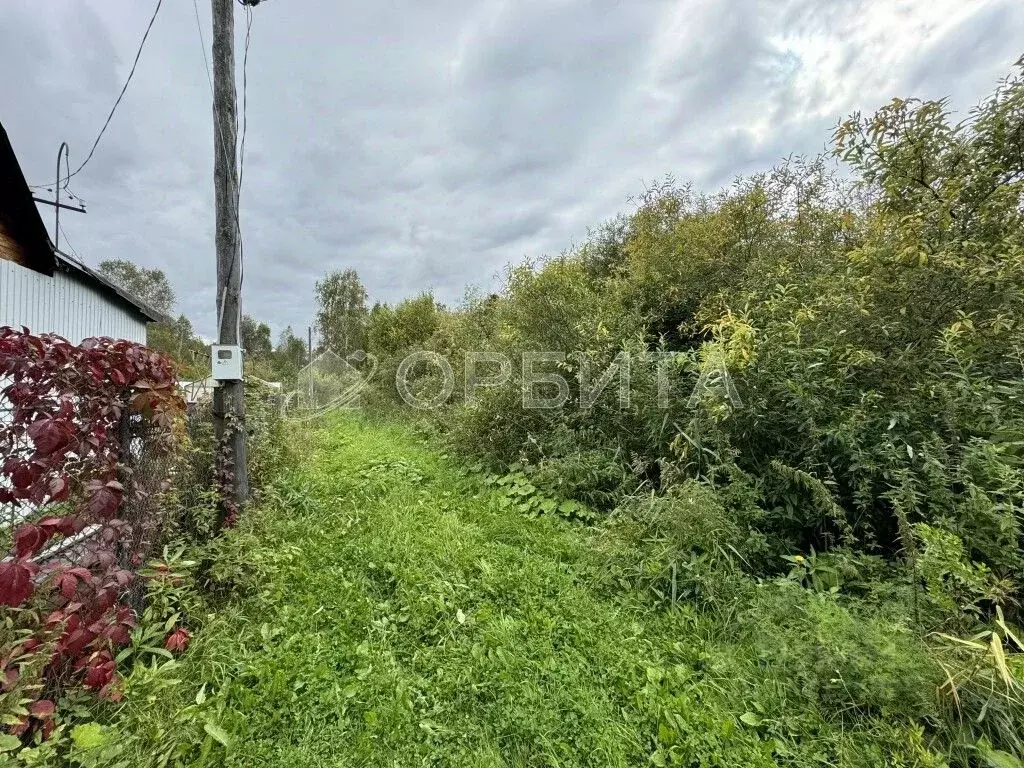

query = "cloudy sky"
(2, 0), (1021, 339)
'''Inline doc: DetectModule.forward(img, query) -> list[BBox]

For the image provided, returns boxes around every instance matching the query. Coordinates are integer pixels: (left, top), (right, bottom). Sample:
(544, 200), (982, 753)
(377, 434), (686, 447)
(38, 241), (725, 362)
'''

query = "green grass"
(92, 415), (950, 767)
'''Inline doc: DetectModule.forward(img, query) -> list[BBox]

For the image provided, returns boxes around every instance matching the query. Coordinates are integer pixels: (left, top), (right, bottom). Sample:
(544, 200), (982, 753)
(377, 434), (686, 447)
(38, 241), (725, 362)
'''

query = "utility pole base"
(213, 381), (249, 522)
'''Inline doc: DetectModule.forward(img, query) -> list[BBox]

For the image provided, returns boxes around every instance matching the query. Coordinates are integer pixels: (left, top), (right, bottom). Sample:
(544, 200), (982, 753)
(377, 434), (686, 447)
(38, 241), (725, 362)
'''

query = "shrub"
(421, 63), (1024, 620)
(745, 581), (943, 724)
(594, 481), (764, 608)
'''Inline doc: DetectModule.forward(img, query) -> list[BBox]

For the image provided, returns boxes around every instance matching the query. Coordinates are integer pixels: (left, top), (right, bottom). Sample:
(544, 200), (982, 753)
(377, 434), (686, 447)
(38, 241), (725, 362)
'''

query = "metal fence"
(0, 390), (181, 599)
(0, 397), (28, 546)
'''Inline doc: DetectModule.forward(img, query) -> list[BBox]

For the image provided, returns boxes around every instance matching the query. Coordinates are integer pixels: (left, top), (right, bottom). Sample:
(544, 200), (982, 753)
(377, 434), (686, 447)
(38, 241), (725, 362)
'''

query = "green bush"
(745, 582), (942, 723)
(592, 481), (764, 608)
(414, 64), (1024, 612)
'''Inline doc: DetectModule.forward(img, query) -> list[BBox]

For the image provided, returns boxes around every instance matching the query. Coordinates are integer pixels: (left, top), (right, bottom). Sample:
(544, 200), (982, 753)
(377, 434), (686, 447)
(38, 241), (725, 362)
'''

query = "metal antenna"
(54, 143), (69, 251)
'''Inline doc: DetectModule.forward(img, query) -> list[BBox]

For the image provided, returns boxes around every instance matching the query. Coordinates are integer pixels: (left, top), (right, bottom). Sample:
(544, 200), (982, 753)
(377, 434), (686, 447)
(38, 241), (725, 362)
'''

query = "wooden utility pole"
(211, 0), (249, 513)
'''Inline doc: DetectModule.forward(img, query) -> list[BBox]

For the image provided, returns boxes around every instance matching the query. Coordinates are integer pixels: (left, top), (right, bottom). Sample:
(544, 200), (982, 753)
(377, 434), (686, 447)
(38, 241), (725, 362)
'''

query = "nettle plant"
(0, 328), (184, 740)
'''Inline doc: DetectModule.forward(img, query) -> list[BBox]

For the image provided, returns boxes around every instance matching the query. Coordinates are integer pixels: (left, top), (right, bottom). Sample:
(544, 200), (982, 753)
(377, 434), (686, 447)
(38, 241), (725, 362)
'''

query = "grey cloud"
(906, 3), (1020, 103)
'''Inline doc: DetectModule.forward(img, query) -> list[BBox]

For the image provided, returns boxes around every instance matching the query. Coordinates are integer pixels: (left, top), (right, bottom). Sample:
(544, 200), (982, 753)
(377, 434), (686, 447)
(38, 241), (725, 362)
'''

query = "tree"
(276, 326), (308, 369)
(97, 259), (210, 378)
(254, 326), (310, 387)
(98, 260), (175, 316)
(314, 269), (368, 355)
(146, 313), (209, 379)
(367, 294), (440, 356)
(241, 314), (273, 360)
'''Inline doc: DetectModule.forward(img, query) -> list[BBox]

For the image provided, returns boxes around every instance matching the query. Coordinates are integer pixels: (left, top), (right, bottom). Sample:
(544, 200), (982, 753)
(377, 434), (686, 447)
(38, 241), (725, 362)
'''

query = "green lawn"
(101, 415), (944, 767)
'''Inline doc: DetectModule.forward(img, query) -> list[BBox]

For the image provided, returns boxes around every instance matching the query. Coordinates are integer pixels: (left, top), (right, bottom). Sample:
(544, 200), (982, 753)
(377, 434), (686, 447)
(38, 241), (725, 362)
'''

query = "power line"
(239, 4), (252, 211)
(64, 0), (165, 185)
(29, 184), (84, 204)
(27, 0), (163, 195)
(237, 3), (253, 292)
(57, 222), (83, 263)
(192, 0), (215, 93)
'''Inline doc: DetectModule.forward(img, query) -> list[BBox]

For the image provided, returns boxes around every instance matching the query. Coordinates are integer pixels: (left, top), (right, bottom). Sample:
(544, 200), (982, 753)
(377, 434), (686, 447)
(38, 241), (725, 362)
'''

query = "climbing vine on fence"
(0, 327), (184, 739)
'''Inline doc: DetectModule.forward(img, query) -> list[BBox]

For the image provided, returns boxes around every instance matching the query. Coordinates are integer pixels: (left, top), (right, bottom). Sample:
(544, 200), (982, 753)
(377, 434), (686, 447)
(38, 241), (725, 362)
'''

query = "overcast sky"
(2, 0), (1021, 339)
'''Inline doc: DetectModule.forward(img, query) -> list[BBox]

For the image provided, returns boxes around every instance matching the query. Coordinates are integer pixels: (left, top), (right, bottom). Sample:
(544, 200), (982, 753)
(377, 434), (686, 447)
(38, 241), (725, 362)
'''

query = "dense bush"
(387, 63), (1024, 597)
(352, 62), (1024, 762)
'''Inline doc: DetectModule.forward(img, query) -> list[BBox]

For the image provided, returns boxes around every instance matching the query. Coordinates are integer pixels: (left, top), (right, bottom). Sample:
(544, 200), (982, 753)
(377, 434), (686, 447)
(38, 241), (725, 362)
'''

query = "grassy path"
(119, 416), (936, 767)
(208, 416), (669, 766)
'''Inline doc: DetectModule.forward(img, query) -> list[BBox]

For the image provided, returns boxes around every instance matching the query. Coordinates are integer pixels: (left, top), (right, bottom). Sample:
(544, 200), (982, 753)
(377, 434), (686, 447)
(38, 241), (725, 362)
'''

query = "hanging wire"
(28, 0), (162, 200)
(57, 222), (83, 262)
(192, 0), (215, 93)
(65, 0), (164, 187)
(238, 3), (251, 209)
(236, 2), (253, 297)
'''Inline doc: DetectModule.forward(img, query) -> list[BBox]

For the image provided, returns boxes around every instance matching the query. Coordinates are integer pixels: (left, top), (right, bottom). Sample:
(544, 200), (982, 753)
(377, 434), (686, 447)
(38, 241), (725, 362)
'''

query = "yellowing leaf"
(71, 722), (109, 751)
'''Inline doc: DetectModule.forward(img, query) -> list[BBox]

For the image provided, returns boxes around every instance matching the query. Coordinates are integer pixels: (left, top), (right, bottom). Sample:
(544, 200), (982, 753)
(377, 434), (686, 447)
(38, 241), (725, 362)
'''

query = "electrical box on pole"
(211, 345), (244, 380)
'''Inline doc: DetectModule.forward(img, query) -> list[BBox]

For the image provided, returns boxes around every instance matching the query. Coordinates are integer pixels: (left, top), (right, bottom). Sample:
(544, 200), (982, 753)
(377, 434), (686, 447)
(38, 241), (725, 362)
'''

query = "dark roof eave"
(0, 123), (56, 275)
(54, 250), (169, 324)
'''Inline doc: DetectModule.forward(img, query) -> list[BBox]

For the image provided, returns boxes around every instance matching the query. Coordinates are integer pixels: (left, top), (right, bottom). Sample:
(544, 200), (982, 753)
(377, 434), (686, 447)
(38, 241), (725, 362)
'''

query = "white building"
(0, 123), (160, 342)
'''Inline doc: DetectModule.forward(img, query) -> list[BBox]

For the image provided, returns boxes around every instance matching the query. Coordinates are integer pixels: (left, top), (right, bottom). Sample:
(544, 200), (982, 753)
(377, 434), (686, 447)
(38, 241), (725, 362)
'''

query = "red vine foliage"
(0, 327), (184, 734)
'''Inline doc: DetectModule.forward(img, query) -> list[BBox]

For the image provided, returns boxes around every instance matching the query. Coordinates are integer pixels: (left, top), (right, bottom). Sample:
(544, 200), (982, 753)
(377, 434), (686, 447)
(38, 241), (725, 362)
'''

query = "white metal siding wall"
(0, 259), (147, 344)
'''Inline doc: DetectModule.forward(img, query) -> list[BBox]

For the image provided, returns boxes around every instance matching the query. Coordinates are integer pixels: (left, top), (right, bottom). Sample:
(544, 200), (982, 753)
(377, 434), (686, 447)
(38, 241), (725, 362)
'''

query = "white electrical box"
(211, 345), (243, 380)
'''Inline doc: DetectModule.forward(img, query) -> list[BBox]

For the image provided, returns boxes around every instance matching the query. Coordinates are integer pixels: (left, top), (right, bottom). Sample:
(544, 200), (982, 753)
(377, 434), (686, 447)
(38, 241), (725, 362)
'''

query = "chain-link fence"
(0, 397), (28, 545)
(1, 391), (182, 608)
(0, 330), (210, 726)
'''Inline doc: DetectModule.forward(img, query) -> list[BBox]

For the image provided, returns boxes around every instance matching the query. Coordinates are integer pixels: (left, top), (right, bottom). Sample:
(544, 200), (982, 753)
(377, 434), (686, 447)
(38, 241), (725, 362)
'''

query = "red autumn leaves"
(0, 560), (38, 608)
(27, 416), (76, 458)
(0, 517), (86, 609)
(14, 517), (79, 557)
(0, 329), (183, 608)
(9, 699), (57, 740)
(85, 480), (124, 520)
(0, 328), (188, 737)
(0, 329), (182, 535)
(165, 627), (191, 653)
